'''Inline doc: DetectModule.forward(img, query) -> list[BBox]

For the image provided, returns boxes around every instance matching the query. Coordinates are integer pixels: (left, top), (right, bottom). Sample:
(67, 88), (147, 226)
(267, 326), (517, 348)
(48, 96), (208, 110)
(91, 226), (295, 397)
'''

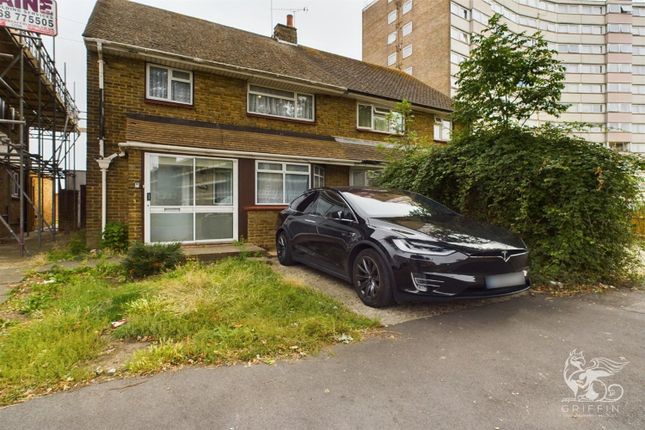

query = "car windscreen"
(341, 190), (457, 219)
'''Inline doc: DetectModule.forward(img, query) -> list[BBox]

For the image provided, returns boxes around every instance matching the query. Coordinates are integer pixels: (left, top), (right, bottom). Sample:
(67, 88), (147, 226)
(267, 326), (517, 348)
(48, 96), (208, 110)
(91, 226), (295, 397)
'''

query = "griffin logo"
(562, 349), (628, 403)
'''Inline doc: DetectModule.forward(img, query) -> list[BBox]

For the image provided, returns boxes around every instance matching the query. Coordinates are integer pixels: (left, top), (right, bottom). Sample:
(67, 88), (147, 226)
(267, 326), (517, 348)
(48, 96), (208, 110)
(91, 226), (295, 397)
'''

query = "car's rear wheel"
(352, 249), (393, 308)
(276, 231), (295, 266)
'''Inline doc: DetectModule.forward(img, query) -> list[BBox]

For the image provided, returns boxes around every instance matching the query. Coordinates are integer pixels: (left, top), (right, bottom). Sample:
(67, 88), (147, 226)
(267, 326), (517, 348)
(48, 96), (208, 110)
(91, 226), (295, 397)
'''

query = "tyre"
(276, 231), (295, 266)
(352, 248), (393, 308)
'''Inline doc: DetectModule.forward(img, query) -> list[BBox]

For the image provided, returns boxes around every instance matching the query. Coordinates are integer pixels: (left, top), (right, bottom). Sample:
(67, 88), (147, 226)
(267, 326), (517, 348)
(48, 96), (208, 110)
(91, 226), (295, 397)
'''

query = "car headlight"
(392, 239), (456, 256)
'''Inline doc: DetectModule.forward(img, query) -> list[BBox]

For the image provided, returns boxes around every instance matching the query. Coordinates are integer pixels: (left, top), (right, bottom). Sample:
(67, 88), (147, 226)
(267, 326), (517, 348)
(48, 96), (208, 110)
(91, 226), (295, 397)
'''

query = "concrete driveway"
(272, 261), (524, 326)
(1, 286), (643, 430)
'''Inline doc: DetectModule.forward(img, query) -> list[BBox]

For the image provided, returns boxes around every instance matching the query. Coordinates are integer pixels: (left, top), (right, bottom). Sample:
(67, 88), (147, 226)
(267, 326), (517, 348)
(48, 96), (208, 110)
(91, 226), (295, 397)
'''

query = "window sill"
(247, 112), (316, 125)
(356, 127), (401, 136)
(245, 205), (288, 211)
(144, 98), (194, 109)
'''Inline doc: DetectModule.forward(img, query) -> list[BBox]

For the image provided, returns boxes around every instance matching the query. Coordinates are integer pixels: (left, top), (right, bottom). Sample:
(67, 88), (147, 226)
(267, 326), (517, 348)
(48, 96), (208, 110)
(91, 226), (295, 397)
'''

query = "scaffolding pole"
(0, 27), (80, 255)
(18, 35), (24, 255)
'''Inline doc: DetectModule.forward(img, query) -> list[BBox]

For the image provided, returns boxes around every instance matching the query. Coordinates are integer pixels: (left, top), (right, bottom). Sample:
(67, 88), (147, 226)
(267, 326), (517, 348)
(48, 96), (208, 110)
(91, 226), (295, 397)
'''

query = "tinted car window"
(342, 190), (456, 219)
(311, 191), (354, 219)
(290, 191), (317, 213)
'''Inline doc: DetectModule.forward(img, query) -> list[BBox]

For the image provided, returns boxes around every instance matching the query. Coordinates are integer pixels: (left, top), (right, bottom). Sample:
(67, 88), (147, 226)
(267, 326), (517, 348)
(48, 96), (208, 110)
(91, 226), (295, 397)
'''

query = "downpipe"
(95, 41), (126, 233)
(97, 152), (125, 233)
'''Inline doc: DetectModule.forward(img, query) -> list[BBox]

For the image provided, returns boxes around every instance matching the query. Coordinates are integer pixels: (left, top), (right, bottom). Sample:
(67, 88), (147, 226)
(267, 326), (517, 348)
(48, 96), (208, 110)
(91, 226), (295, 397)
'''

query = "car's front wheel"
(276, 231), (295, 266)
(352, 249), (393, 308)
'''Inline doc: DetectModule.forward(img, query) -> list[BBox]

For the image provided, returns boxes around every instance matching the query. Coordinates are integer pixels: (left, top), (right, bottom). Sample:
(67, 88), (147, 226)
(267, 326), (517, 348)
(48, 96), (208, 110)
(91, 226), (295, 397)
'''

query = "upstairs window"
(247, 85), (314, 121)
(434, 117), (452, 142)
(388, 10), (397, 24)
(402, 44), (413, 58)
(402, 22), (413, 37)
(146, 64), (193, 105)
(402, 0), (413, 14)
(387, 31), (397, 44)
(357, 104), (404, 134)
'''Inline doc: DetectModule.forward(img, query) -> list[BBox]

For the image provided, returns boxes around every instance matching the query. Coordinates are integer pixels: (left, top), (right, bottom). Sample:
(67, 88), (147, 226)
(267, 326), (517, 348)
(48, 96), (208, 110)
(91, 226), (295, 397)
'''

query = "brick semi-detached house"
(82, 0), (452, 249)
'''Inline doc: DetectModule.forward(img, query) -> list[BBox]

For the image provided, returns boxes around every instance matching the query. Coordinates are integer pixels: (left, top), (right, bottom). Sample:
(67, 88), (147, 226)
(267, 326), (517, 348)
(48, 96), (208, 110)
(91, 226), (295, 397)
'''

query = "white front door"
(144, 153), (238, 244)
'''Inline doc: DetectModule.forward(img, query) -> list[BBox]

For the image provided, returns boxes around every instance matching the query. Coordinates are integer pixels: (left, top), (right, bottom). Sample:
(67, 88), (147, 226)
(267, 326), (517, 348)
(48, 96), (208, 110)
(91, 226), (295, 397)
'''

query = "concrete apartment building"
(363, 0), (645, 154)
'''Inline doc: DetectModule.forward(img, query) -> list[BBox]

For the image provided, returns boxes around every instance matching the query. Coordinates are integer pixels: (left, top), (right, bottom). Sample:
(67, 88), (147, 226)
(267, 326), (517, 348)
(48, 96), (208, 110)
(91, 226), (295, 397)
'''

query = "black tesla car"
(276, 187), (530, 307)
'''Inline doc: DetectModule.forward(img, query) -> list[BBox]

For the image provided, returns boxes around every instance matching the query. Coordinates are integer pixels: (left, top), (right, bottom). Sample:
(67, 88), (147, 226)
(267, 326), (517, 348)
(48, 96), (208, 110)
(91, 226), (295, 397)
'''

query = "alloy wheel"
(277, 233), (287, 260)
(356, 256), (380, 298)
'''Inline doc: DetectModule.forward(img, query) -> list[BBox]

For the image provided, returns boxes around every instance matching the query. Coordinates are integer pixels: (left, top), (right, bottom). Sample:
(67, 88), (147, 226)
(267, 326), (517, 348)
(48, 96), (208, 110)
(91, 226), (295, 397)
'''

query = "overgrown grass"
(46, 231), (89, 262)
(0, 259), (377, 405)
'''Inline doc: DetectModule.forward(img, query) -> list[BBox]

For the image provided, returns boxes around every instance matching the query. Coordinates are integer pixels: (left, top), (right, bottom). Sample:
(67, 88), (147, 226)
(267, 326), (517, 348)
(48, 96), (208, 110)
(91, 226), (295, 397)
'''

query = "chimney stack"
(273, 14), (298, 44)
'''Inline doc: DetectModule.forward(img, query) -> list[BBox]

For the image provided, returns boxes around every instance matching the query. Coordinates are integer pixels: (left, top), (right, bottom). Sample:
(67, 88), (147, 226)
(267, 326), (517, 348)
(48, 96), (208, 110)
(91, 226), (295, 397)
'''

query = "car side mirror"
(330, 210), (343, 219)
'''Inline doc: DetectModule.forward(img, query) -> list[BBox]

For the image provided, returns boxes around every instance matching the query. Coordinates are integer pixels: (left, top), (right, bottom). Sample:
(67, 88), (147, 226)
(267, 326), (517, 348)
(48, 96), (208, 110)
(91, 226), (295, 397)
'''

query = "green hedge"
(379, 126), (643, 284)
(123, 243), (184, 280)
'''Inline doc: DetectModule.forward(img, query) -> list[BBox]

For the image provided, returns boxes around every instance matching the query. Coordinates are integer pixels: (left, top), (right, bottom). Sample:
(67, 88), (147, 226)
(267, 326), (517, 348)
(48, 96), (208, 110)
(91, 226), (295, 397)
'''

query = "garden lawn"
(0, 258), (377, 406)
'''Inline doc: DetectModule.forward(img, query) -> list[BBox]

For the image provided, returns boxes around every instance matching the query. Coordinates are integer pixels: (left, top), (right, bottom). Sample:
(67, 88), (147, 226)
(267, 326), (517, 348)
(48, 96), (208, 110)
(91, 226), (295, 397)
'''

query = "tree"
(454, 14), (566, 130)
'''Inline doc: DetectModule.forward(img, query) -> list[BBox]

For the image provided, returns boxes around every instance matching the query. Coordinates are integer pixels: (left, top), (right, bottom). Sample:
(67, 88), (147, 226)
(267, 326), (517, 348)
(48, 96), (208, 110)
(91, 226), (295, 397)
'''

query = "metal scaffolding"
(0, 27), (80, 256)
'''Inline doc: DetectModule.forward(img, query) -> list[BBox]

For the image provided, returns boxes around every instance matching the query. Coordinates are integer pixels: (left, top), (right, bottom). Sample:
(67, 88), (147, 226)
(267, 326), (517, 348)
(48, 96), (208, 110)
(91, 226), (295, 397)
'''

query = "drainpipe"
(95, 41), (125, 233)
(97, 41), (105, 158)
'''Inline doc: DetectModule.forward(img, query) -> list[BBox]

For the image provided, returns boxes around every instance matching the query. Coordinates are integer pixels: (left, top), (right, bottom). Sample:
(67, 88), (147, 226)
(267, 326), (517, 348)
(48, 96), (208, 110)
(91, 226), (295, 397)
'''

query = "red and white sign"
(0, 0), (57, 36)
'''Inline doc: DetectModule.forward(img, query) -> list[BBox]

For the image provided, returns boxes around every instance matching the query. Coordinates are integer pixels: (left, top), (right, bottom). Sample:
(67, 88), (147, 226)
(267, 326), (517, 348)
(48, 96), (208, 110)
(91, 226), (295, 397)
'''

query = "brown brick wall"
(323, 165), (350, 187)
(86, 50), (437, 247)
(247, 209), (282, 249)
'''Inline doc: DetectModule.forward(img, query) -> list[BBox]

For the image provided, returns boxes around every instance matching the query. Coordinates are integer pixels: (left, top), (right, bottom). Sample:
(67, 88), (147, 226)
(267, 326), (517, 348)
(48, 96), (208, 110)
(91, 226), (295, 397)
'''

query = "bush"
(378, 125), (644, 285)
(101, 222), (129, 253)
(123, 243), (184, 280)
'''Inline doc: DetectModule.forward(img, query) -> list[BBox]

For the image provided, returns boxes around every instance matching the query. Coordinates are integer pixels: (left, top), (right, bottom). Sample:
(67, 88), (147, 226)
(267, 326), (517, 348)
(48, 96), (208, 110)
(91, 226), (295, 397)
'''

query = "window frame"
(387, 31), (397, 45)
(434, 117), (452, 142)
(402, 0), (413, 15)
(402, 44), (413, 59)
(247, 84), (315, 122)
(313, 165), (325, 188)
(255, 160), (311, 205)
(402, 21), (413, 37)
(387, 10), (397, 24)
(145, 63), (194, 105)
(349, 167), (381, 187)
(356, 103), (404, 135)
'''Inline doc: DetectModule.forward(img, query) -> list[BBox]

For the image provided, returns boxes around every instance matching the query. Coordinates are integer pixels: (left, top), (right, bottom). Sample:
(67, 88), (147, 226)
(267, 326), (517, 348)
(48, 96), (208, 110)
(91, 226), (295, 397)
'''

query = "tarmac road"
(1, 290), (644, 430)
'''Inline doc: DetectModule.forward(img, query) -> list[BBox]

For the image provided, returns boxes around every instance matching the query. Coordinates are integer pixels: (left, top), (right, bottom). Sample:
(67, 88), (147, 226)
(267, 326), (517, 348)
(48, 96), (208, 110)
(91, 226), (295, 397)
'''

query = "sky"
(38, 0), (370, 172)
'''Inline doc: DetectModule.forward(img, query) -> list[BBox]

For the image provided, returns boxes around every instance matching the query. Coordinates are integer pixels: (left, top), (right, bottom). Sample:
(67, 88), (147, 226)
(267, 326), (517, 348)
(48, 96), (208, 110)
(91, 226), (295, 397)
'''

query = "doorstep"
(182, 243), (266, 262)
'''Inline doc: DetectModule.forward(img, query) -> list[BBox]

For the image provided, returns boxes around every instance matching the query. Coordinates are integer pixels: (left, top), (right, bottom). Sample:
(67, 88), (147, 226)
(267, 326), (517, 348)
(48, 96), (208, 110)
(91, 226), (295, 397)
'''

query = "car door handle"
(304, 219), (318, 224)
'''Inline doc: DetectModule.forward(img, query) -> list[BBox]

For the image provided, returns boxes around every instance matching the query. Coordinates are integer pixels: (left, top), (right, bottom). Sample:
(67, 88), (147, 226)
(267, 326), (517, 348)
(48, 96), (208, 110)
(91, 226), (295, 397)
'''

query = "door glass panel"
(196, 213), (234, 240)
(150, 156), (193, 206)
(195, 158), (233, 206)
(150, 213), (193, 243)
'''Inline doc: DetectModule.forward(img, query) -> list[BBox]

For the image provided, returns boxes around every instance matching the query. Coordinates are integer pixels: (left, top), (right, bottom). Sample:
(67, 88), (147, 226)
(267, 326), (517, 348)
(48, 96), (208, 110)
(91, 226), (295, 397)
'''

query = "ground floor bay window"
(144, 153), (237, 243)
